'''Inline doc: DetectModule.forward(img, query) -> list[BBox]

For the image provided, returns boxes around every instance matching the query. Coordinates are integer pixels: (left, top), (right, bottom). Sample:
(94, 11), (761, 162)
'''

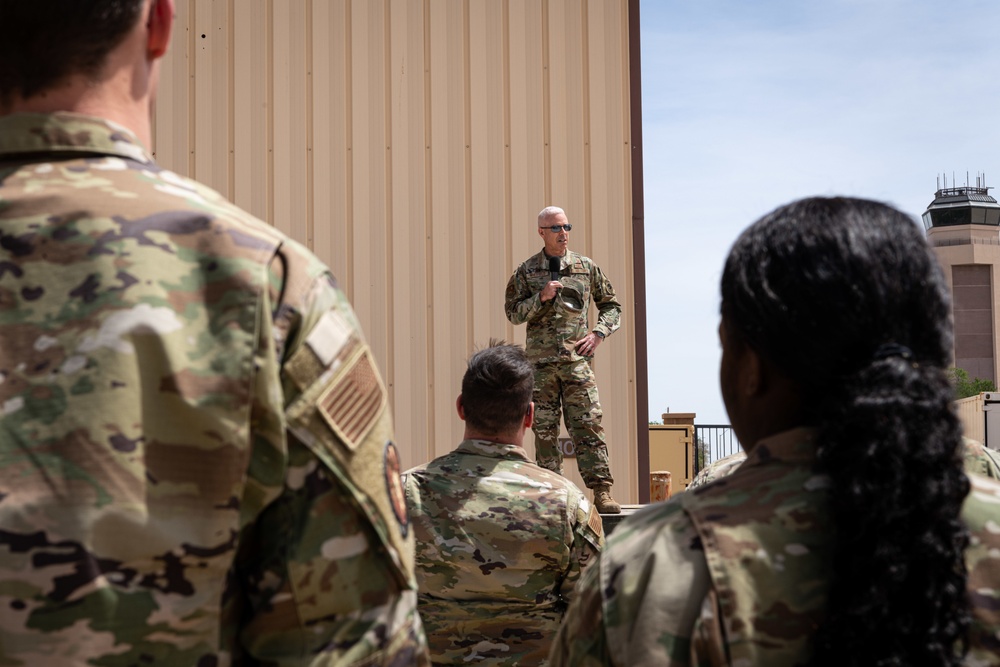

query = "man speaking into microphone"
(504, 206), (623, 513)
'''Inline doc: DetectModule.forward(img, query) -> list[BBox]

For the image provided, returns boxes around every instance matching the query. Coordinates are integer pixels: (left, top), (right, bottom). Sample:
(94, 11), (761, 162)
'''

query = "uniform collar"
(455, 438), (531, 461)
(743, 426), (819, 467)
(0, 112), (153, 164)
(531, 248), (575, 270)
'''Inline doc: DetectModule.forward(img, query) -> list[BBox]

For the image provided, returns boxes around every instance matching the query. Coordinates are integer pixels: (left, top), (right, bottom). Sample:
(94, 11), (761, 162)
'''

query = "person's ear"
(147, 0), (174, 60)
(456, 394), (466, 421)
(524, 402), (534, 429)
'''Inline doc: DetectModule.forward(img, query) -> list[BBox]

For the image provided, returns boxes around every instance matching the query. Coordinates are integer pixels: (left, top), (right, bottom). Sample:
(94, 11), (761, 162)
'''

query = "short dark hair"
(0, 1), (146, 105)
(461, 340), (534, 435)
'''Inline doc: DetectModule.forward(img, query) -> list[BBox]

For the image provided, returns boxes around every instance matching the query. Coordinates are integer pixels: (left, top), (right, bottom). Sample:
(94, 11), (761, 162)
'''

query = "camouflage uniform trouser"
(532, 358), (613, 489)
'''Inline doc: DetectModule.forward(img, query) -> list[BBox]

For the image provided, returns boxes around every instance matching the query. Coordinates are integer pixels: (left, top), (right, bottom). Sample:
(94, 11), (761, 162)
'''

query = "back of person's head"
(721, 196), (969, 666)
(0, 0), (145, 106)
(461, 340), (533, 436)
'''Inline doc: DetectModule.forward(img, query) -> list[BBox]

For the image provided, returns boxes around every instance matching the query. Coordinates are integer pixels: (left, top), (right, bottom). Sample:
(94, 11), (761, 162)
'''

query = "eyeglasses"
(541, 224), (572, 233)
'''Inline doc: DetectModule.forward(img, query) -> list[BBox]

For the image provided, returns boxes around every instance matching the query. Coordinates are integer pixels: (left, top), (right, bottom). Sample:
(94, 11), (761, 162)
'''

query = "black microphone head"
(548, 256), (561, 273)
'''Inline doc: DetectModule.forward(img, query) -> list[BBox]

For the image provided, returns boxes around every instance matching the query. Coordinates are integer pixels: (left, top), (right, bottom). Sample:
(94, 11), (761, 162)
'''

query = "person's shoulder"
(401, 462), (432, 514)
(970, 470), (1000, 493)
(402, 461), (428, 477)
(681, 454), (825, 524)
(401, 462), (426, 485)
(604, 496), (690, 555)
(98, 154), (306, 272)
(401, 450), (473, 495)
(571, 253), (612, 282)
(568, 251), (606, 269)
(154, 169), (293, 249)
(688, 451), (748, 490)
(487, 457), (593, 513)
(502, 460), (605, 544)
(597, 497), (703, 639)
(963, 473), (1000, 529)
(518, 250), (546, 270)
(963, 472), (1000, 661)
(509, 459), (587, 498)
(521, 458), (578, 483)
(522, 463), (595, 510)
(963, 437), (1000, 480)
(402, 454), (452, 483)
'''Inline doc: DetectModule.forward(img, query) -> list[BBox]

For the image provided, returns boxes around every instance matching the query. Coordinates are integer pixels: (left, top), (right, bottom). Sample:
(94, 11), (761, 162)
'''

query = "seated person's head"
(0, 1), (152, 107)
(459, 340), (534, 438)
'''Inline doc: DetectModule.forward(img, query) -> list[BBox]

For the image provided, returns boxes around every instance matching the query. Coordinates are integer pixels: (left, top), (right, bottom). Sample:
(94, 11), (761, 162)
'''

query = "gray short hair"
(537, 206), (565, 225)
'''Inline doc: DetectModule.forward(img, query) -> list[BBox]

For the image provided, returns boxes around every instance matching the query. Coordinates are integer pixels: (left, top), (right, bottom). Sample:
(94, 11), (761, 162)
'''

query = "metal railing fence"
(692, 425), (741, 477)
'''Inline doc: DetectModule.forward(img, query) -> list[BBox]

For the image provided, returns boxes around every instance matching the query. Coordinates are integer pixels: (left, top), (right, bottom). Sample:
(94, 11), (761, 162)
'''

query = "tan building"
(151, 0), (651, 502)
(925, 180), (1000, 384)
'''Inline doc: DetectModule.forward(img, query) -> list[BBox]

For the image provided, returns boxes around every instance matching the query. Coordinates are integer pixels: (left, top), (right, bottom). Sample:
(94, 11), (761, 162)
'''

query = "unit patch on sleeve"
(383, 441), (409, 537)
(316, 347), (387, 451)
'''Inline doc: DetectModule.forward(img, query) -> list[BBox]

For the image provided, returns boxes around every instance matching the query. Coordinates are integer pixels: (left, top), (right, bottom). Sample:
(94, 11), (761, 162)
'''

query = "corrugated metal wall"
(152, 0), (640, 502)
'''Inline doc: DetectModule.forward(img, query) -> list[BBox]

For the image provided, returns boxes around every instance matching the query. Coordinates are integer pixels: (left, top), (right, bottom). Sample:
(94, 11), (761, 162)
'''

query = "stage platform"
(599, 504), (645, 535)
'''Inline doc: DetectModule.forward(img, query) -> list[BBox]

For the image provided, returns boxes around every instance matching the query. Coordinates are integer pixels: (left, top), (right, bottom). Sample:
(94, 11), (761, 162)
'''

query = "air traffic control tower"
(923, 176), (1000, 383)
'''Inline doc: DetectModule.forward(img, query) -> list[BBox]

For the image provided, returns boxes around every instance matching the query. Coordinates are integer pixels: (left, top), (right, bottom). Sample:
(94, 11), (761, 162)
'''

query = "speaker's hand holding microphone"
(541, 256), (563, 302)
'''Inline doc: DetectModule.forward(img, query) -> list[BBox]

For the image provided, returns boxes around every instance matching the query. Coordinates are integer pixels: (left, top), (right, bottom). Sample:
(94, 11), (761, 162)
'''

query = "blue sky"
(640, 0), (1000, 424)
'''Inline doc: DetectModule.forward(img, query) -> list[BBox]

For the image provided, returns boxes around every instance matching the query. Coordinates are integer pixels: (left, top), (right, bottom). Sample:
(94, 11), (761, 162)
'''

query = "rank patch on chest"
(317, 347), (386, 450)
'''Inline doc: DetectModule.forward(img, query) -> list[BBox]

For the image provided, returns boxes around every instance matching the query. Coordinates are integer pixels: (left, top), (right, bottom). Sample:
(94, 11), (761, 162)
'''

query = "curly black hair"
(721, 196), (970, 665)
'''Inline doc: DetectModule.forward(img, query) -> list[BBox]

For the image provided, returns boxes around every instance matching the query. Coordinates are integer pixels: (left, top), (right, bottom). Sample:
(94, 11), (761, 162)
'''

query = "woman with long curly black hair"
(550, 196), (1000, 666)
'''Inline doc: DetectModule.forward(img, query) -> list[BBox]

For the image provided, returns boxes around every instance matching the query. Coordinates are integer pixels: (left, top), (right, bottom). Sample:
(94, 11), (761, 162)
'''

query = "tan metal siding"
(153, 0), (640, 502)
(233, 0), (269, 220)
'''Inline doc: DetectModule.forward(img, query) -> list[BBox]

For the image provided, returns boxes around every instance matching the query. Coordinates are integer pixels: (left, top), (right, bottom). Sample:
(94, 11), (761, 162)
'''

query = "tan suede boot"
(593, 484), (621, 514)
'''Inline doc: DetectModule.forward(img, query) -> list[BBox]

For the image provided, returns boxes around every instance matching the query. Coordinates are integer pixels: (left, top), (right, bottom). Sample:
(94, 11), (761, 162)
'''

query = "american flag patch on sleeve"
(588, 504), (604, 537)
(317, 347), (387, 451)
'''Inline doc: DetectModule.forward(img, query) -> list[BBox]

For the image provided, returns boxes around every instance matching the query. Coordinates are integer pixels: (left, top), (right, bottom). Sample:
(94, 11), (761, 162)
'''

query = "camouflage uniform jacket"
(551, 427), (1000, 666)
(689, 437), (1000, 493)
(504, 250), (621, 364)
(961, 473), (1000, 663)
(0, 112), (427, 665)
(686, 451), (747, 490)
(963, 437), (1000, 480)
(404, 438), (604, 665)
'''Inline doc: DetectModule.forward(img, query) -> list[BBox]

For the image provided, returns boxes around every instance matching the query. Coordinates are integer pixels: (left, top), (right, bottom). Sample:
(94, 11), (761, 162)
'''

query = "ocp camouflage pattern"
(504, 250), (620, 487)
(689, 437), (1000, 492)
(550, 495), (711, 667)
(552, 427), (1000, 665)
(504, 250), (621, 365)
(532, 359), (613, 488)
(404, 438), (603, 665)
(0, 112), (427, 665)
(961, 473), (1000, 664)
(687, 450), (747, 490)
(962, 437), (1000, 481)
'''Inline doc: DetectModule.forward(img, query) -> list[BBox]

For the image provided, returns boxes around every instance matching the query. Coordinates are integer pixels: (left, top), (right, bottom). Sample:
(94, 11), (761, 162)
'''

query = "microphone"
(548, 256), (561, 282)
